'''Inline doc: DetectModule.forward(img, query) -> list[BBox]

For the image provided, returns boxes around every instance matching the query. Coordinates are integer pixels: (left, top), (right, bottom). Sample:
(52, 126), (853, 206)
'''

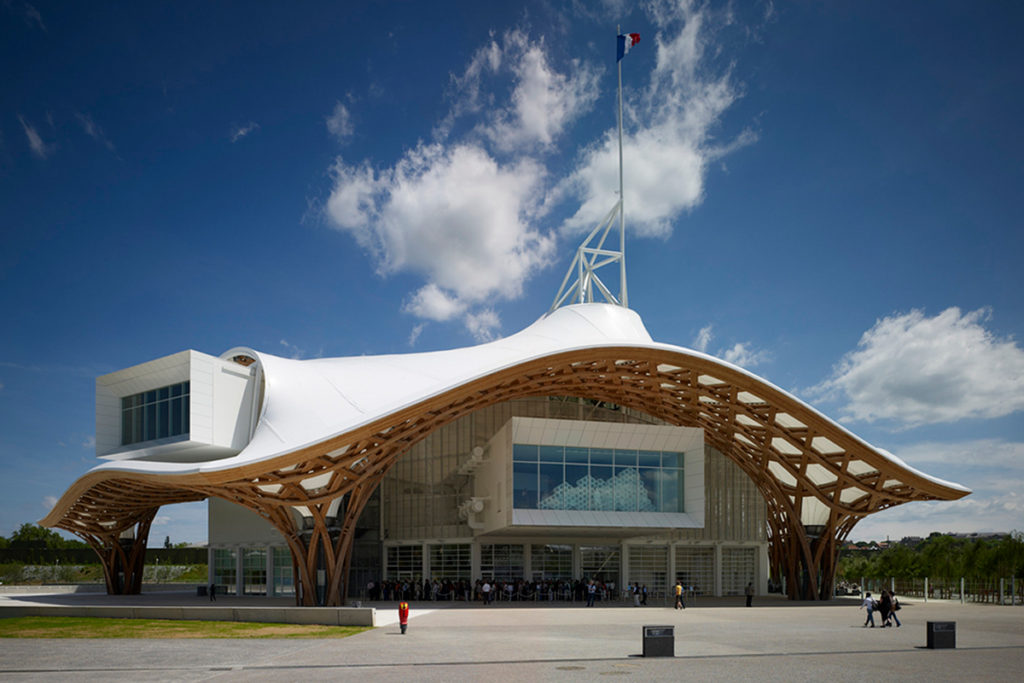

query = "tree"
(164, 535), (171, 549)
(5, 524), (87, 549)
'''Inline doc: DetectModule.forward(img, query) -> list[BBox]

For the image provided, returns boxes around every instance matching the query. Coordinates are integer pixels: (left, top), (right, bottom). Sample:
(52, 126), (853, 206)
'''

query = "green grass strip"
(0, 616), (372, 639)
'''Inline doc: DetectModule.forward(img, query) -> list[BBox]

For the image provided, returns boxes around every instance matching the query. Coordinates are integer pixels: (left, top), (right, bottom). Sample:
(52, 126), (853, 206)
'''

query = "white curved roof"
(42, 302), (968, 535)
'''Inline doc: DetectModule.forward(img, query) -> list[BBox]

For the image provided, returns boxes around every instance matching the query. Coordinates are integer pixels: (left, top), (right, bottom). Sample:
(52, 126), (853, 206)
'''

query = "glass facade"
(428, 544), (471, 581)
(121, 381), (189, 445)
(273, 546), (294, 596)
(242, 547), (267, 595)
(580, 545), (620, 586)
(531, 544), (572, 581)
(387, 545), (423, 580)
(628, 545), (668, 599)
(722, 547), (756, 596)
(513, 444), (684, 513)
(212, 548), (237, 595)
(480, 543), (524, 582)
(675, 546), (714, 596)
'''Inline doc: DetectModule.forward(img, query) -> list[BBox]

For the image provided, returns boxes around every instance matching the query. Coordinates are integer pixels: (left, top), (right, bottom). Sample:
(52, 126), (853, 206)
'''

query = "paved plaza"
(0, 590), (1022, 681)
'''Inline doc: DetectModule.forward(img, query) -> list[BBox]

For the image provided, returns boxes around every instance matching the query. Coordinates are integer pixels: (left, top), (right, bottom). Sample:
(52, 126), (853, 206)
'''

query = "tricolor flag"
(617, 32), (641, 61)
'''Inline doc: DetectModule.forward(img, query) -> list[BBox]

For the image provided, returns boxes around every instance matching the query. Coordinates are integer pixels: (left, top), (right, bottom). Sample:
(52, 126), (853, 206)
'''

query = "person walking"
(586, 580), (596, 607)
(209, 582), (216, 602)
(674, 580), (685, 610)
(861, 592), (876, 627)
(745, 582), (754, 607)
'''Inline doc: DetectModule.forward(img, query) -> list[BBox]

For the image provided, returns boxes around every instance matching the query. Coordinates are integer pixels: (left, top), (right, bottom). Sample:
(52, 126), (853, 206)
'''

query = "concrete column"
(667, 543), (676, 605)
(422, 542), (430, 581)
(523, 543), (532, 579)
(471, 542), (481, 581)
(620, 543), (630, 596)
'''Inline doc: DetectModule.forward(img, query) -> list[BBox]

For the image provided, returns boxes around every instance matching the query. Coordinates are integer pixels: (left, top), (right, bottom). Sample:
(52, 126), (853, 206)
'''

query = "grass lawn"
(0, 616), (372, 639)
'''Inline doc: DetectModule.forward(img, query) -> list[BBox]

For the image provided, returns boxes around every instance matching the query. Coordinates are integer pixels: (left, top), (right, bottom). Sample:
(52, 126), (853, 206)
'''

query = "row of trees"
(837, 532), (1024, 581)
(0, 524), (191, 552)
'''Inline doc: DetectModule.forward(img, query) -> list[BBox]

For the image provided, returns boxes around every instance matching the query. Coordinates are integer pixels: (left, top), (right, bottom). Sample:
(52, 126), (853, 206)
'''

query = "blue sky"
(2, 1), (1022, 545)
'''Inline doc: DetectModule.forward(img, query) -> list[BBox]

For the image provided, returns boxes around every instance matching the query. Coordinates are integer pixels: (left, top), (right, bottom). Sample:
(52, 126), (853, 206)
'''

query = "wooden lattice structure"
(42, 341), (968, 604)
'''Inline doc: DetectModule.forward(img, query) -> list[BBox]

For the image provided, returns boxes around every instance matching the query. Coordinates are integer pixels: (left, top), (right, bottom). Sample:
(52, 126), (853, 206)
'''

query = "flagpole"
(617, 27), (628, 308)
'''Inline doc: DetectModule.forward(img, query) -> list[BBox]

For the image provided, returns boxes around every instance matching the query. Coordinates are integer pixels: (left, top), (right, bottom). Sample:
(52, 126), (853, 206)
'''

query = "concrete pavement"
(0, 591), (1021, 681)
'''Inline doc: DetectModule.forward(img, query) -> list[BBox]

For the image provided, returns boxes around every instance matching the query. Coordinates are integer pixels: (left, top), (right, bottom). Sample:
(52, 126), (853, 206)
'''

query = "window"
(675, 546), (714, 596)
(722, 547), (756, 596)
(242, 547), (266, 595)
(428, 544), (471, 581)
(121, 382), (189, 445)
(628, 545), (668, 599)
(480, 544), (524, 582)
(212, 548), (237, 595)
(386, 545), (422, 580)
(580, 545), (620, 587)
(531, 544), (572, 581)
(272, 546), (294, 597)
(513, 444), (685, 513)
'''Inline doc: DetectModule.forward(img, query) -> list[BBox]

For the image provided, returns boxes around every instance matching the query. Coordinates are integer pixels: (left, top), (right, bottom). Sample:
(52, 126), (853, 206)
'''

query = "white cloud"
(465, 309), (501, 342)
(42, 495), (57, 510)
(326, 143), (555, 324)
(403, 284), (466, 322)
(693, 324), (713, 352)
(325, 7), (752, 335)
(473, 31), (600, 152)
(720, 342), (768, 368)
(408, 323), (426, 347)
(813, 307), (1024, 427)
(152, 515), (173, 526)
(326, 102), (354, 143)
(82, 435), (95, 449)
(691, 323), (767, 367)
(23, 3), (45, 31)
(559, 3), (753, 237)
(19, 115), (55, 159)
(230, 121), (259, 143)
(75, 113), (116, 153)
(888, 439), (1024, 469)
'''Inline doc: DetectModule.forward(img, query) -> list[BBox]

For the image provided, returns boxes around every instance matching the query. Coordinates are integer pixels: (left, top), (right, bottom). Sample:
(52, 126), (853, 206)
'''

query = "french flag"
(617, 33), (641, 62)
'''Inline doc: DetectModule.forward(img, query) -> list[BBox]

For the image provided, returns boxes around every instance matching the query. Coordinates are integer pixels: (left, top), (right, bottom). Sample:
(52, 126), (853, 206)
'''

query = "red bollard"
(399, 601), (409, 634)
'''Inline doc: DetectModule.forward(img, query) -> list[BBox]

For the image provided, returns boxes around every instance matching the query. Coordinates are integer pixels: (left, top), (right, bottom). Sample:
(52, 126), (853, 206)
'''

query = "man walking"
(674, 580), (685, 610)
(745, 582), (754, 607)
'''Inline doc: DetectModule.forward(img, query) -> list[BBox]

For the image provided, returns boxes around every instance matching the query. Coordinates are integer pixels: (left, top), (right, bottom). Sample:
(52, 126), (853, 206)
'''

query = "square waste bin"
(643, 625), (675, 657)
(926, 621), (956, 649)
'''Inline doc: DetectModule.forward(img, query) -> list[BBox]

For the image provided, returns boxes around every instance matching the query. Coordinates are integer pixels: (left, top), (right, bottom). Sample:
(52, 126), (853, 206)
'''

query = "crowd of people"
(363, 578), (667, 604)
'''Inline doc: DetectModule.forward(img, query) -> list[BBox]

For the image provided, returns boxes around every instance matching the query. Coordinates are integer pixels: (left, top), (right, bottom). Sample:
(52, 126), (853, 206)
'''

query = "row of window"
(513, 444), (683, 468)
(121, 381), (190, 446)
(513, 444), (685, 513)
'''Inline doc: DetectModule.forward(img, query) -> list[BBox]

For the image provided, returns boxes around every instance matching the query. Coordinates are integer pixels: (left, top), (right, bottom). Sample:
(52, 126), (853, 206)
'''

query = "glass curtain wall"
(675, 546), (714, 596)
(212, 548), (237, 595)
(242, 547), (267, 595)
(627, 546), (668, 599)
(530, 544), (572, 581)
(386, 545), (423, 581)
(512, 444), (684, 512)
(722, 547), (756, 596)
(479, 544), (524, 582)
(580, 545), (620, 587)
(272, 546), (294, 596)
(428, 544), (471, 581)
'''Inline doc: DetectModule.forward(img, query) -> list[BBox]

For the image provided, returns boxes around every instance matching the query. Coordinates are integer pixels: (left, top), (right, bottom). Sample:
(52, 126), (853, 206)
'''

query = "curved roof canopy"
(43, 303), (968, 540)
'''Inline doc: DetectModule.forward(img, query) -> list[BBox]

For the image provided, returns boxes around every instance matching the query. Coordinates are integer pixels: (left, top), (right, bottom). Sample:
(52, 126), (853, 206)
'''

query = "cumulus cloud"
(464, 309), (501, 342)
(326, 143), (555, 324)
(325, 5), (751, 338)
(326, 102), (354, 143)
(42, 495), (58, 510)
(19, 115), (55, 159)
(813, 307), (1024, 427)
(559, 3), (754, 237)
(691, 323), (767, 367)
(230, 121), (259, 142)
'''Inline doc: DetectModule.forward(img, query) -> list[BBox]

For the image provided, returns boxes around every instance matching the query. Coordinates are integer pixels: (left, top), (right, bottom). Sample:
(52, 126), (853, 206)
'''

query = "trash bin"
(926, 621), (956, 649)
(196, 585), (207, 597)
(642, 625), (675, 657)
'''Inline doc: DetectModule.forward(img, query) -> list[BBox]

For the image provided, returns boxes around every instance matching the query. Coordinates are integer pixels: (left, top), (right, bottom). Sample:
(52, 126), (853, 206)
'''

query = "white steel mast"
(549, 27), (635, 314)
